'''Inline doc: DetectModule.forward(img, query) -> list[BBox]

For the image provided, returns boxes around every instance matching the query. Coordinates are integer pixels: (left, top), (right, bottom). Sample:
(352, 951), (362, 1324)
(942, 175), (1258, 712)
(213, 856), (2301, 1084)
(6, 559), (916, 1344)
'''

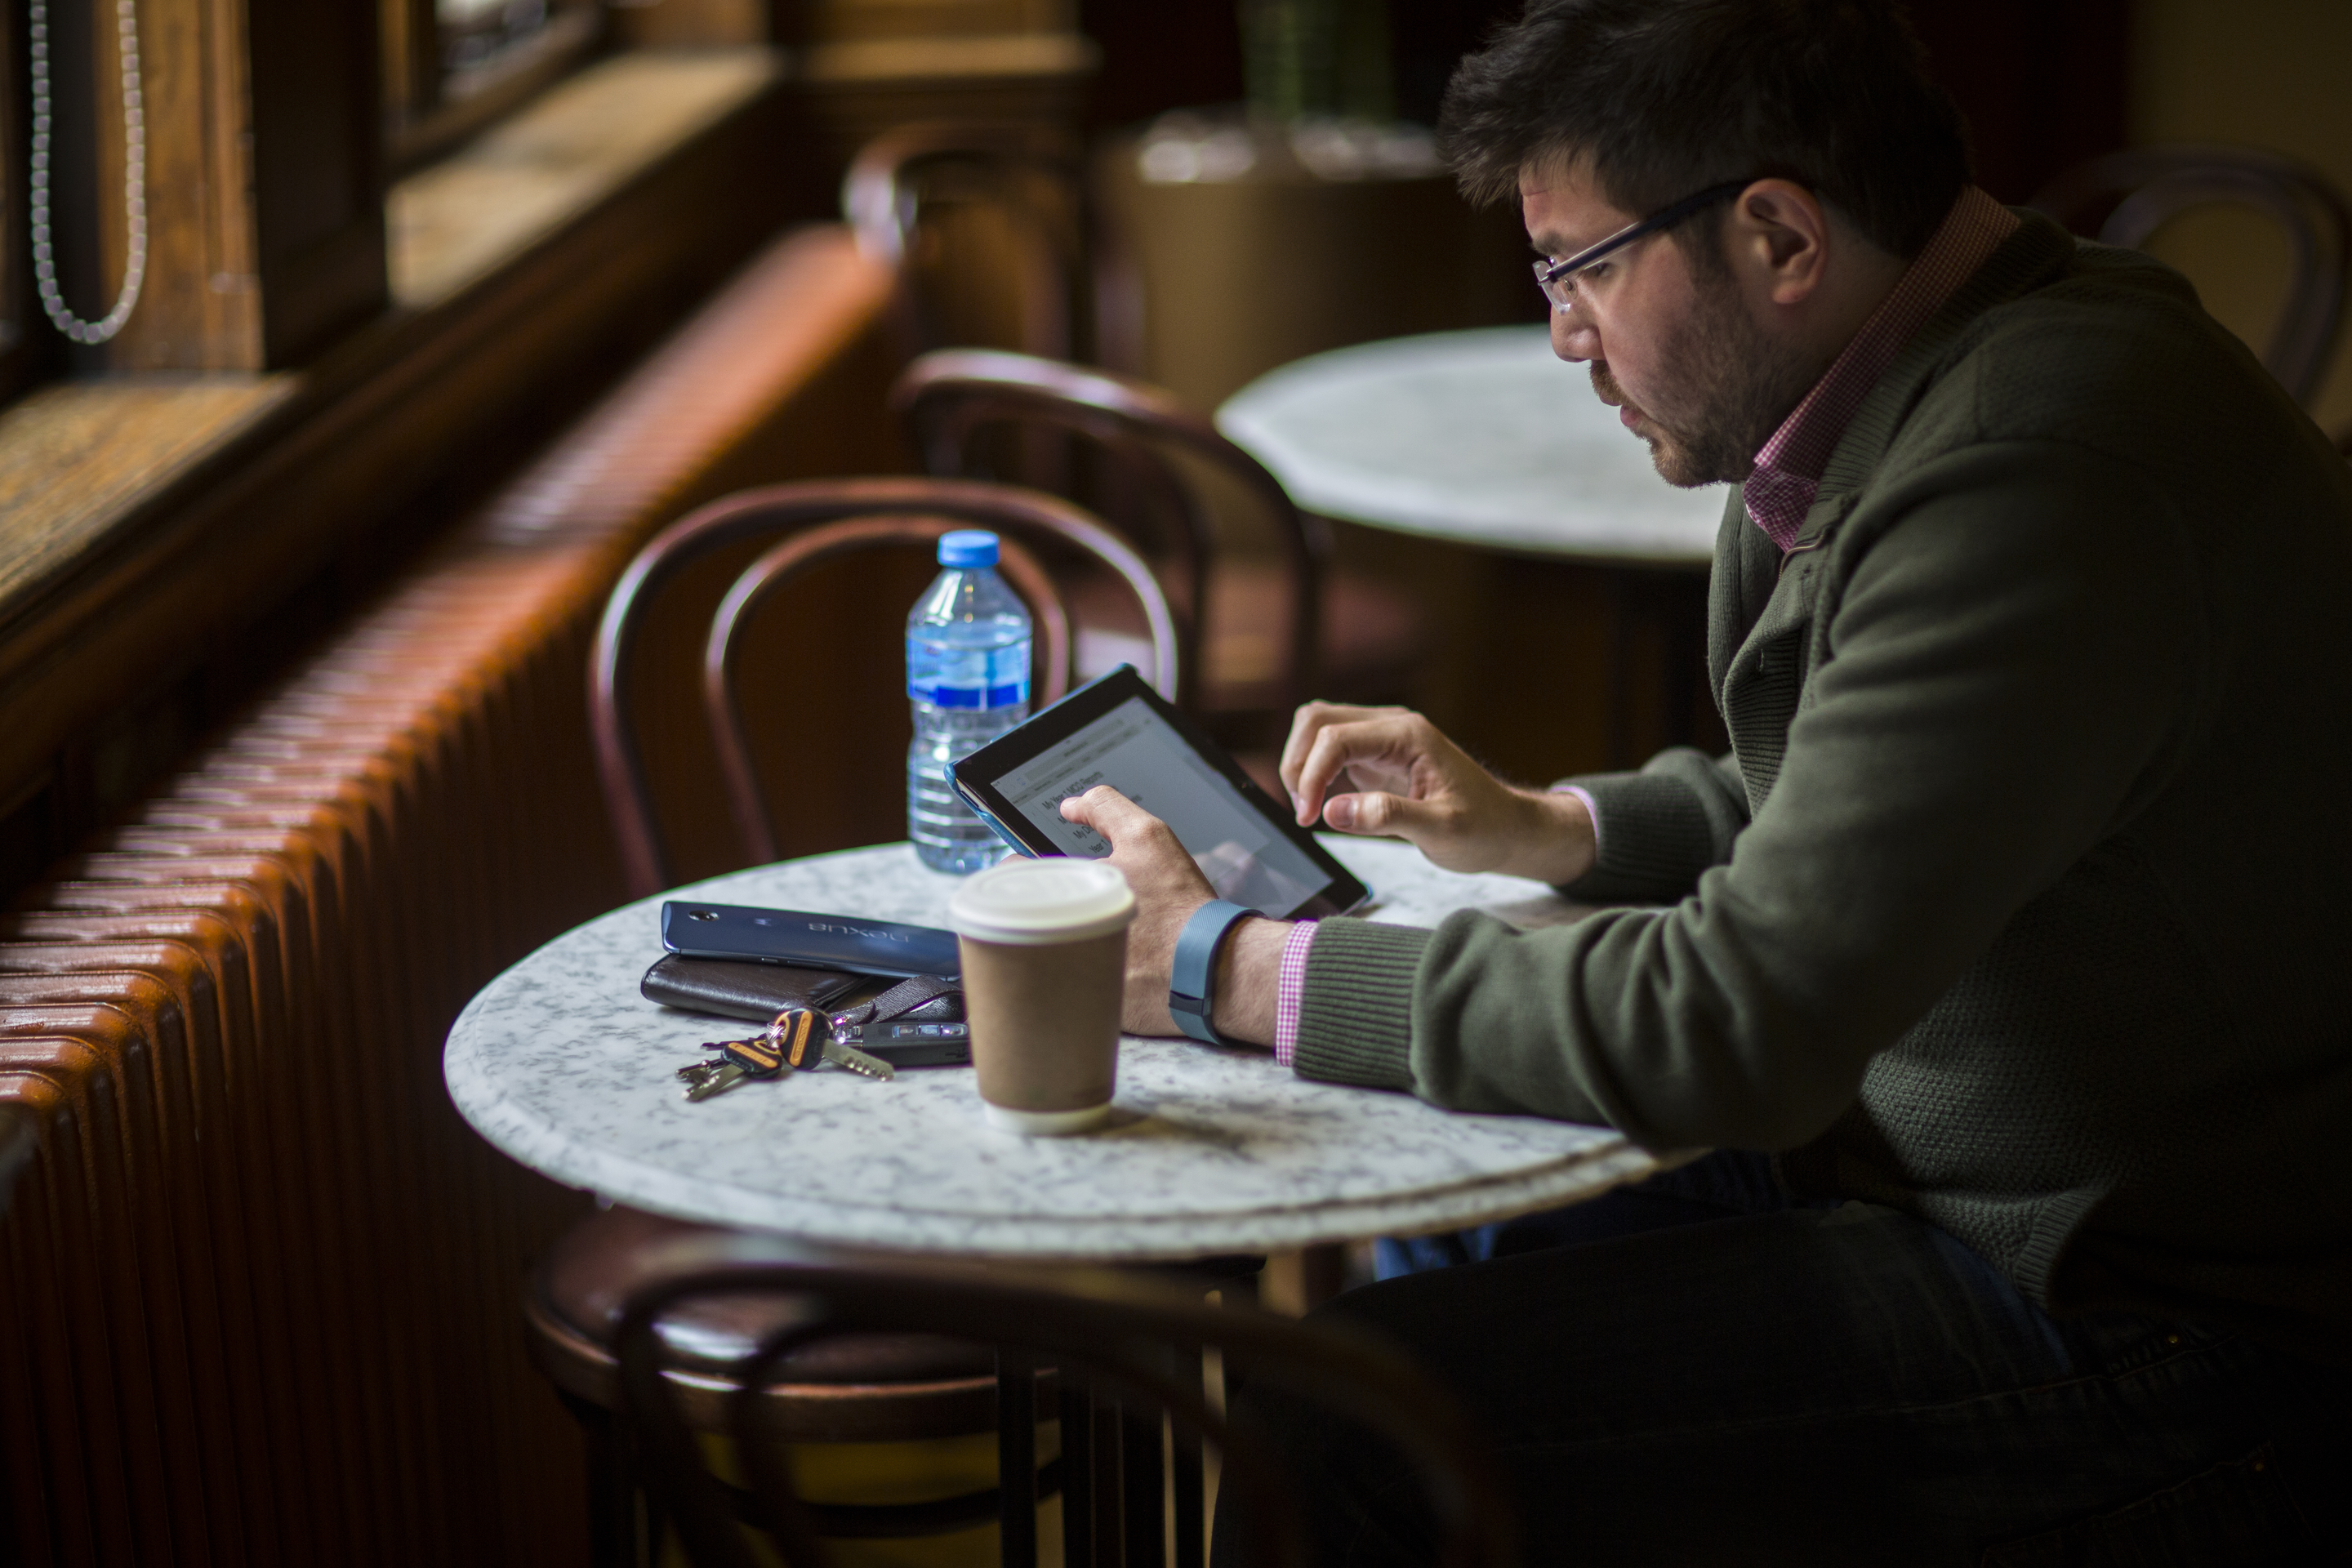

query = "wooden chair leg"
(1093, 1385), (1125, 1565)
(1258, 1245), (1348, 1316)
(1120, 1392), (1163, 1566)
(999, 1345), (1039, 1566)
(1060, 1365), (1095, 1567)
(1170, 1342), (1206, 1568)
(561, 1388), (652, 1568)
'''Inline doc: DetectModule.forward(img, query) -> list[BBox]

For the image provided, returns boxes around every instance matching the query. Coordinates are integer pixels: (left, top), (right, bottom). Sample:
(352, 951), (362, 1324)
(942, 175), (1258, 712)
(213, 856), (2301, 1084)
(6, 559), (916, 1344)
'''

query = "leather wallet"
(640, 956), (966, 1024)
(640, 955), (864, 1022)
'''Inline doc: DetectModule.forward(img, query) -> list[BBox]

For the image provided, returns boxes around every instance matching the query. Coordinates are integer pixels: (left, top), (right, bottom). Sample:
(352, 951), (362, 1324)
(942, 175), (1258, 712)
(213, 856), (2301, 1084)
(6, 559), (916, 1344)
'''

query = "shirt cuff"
(1554, 782), (1602, 862)
(1272, 920), (1317, 1067)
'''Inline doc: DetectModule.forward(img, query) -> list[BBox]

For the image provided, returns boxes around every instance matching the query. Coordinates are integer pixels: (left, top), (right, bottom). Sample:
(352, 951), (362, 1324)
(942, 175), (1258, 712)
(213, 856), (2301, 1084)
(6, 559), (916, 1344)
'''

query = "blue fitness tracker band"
(1169, 899), (1256, 1048)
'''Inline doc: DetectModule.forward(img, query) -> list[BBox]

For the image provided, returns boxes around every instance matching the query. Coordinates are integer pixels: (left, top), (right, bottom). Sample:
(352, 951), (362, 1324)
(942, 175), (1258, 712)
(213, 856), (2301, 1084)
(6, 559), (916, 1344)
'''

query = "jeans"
(1217, 1152), (2351, 1566)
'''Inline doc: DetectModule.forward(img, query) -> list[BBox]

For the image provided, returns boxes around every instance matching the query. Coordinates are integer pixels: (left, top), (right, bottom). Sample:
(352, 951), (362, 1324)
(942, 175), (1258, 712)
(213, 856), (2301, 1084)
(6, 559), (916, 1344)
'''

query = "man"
(1064, 0), (2352, 1557)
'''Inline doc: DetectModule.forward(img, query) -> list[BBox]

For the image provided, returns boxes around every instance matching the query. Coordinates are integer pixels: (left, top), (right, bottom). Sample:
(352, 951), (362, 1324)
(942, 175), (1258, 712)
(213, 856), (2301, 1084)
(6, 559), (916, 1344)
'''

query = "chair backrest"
(590, 478), (1178, 898)
(613, 1232), (1522, 1568)
(893, 347), (1327, 717)
(704, 516), (1067, 868)
(2029, 145), (2352, 407)
(844, 121), (1095, 363)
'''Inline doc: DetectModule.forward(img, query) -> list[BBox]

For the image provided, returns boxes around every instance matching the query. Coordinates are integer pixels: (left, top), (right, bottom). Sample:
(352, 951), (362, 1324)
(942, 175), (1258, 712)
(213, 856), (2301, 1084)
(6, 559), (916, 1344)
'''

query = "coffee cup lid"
(948, 858), (1136, 945)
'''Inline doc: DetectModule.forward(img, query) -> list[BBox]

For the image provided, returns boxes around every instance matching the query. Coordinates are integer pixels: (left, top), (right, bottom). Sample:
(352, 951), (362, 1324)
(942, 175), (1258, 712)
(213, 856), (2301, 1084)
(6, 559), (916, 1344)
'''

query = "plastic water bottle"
(906, 530), (1030, 873)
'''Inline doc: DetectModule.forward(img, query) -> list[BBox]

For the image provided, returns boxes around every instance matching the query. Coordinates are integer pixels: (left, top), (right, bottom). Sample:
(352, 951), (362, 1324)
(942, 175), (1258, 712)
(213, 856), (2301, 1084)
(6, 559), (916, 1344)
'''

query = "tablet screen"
(996, 695), (1332, 913)
(949, 666), (1370, 920)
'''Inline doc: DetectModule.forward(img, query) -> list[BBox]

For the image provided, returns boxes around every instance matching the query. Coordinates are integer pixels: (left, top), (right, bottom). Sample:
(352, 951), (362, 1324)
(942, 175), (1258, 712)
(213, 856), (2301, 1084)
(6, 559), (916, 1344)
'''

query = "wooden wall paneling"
(802, 0), (1072, 44)
(246, 0), (389, 363)
(784, 0), (1094, 179)
(380, 0), (439, 131)
(88, 0), (386, 372)
(0, 0), (52, 403)
(609, 0), (773, 47)
(98, 0), (260, 368)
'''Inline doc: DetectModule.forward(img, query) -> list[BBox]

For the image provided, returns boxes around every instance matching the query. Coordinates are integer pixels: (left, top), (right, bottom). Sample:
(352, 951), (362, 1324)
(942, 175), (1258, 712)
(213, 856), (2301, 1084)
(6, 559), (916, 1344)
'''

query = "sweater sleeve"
(1294, 441), (2201, 1147)
(1552, 747), (1751, 902)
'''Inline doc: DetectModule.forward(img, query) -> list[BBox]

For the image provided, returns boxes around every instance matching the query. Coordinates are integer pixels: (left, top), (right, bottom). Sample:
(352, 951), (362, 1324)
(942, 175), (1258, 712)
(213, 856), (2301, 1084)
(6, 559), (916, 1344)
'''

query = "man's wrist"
(1502, 785), (1599, 885)
(1208, 916), (1290, 1047)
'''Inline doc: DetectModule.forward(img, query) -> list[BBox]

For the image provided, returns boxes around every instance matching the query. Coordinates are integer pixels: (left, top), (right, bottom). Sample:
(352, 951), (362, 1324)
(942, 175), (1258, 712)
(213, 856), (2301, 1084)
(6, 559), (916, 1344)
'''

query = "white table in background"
(1216, 326), (1725, 568)
(443, 836), (1654, 1262)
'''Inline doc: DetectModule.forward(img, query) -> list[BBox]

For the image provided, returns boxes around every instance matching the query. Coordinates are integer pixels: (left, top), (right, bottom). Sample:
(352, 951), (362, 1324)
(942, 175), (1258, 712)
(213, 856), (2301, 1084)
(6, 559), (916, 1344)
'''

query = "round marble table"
(444, 837), (1655, 1262)
(1216, 325), (1726, 567)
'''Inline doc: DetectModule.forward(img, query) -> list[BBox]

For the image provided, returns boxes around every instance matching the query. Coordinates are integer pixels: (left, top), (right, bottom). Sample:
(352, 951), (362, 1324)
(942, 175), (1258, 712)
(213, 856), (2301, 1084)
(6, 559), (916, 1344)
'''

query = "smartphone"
(661, 902), (961, 978)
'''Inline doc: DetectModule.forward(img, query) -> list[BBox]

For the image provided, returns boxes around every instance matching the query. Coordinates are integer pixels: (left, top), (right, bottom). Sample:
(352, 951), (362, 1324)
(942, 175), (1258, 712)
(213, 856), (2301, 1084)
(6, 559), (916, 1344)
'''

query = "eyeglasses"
(1533, 179), (1756, 313)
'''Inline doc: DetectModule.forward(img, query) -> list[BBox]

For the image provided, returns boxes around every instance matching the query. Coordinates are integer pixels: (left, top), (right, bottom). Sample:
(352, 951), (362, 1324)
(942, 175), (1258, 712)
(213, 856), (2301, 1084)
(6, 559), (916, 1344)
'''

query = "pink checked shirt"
(1269, 188), (2020, 1067)
(1741, 187), (2017, 549)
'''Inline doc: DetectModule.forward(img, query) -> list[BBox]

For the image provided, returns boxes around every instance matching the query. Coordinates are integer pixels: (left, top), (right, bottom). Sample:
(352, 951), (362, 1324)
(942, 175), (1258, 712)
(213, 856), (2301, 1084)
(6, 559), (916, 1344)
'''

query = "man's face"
(1521, 163), (1811, 487)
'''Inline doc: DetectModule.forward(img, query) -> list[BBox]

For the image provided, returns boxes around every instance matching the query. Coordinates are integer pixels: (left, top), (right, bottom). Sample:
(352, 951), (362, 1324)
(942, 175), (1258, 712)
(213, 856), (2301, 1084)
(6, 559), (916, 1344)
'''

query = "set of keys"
(678, 1005), (895, 1102)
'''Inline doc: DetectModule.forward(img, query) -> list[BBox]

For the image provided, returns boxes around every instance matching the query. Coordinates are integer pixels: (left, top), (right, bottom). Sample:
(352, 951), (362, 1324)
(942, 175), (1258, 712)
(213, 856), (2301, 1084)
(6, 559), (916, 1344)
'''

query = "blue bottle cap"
(937, 530), (1000, 568)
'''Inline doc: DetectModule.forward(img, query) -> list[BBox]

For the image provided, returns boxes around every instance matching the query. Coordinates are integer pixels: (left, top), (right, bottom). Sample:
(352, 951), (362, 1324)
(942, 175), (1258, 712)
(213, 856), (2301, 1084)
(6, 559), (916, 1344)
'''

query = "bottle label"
(906, 640), (1030, 710)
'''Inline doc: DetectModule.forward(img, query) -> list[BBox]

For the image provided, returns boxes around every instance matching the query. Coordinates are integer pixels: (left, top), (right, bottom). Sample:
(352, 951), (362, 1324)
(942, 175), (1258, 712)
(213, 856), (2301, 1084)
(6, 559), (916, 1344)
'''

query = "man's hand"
(1058, 785), (1218, 1036)
(1281, 702), (1599, 885)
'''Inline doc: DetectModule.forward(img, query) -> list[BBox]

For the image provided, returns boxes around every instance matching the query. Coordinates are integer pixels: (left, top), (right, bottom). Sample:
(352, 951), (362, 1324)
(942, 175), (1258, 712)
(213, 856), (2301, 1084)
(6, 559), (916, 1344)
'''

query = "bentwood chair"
(588, 476), (1175, 900)
(844, 121), (1110, 366)
(531, 478), (1178, 1565)
(893, 349), (1430, 755)
(613, 1230), (1522, 1568)
(2030, 145), (2352, 409)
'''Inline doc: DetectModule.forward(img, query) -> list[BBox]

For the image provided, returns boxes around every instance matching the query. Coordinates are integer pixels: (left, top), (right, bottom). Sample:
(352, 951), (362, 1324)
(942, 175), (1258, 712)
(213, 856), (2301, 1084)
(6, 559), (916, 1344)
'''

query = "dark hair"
(1439, 0), (1971, 258)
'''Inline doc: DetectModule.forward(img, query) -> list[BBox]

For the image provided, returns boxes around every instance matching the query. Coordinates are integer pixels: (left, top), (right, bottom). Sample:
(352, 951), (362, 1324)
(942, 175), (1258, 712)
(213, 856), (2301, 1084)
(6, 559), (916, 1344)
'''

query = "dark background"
(1077, 0), (2134, 203)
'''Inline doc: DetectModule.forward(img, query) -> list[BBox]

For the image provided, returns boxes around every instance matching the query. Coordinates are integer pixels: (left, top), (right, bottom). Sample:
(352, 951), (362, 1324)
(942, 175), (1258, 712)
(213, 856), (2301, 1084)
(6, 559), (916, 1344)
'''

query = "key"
(820, 1037), (896, 1081)
(772, 1006), (894, 1081)
(680, 1010), (895, 1102)
(683, 1031), (791, 1102)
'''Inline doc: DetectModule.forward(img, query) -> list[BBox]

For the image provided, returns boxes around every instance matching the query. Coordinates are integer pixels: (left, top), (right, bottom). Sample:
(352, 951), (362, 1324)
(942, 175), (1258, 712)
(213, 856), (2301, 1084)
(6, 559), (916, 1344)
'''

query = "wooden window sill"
(0, 43), (789, 791)
(389, 48), (777, 307)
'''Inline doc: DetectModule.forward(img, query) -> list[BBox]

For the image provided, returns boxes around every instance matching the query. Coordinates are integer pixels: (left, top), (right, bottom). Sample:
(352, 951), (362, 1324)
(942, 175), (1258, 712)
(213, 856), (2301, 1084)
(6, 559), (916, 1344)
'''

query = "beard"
(1592, 270), (1820, 488)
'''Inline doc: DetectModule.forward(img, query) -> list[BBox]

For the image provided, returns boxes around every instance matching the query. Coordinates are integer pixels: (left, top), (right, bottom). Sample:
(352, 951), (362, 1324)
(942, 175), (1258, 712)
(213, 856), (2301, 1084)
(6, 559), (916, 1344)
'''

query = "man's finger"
(1279, 703), (1346, 813)
(1295, 719), (1414, 826)
(1325, 790), (1442, 842)
(1058, 783), (1155, 839)
(1280, 702), (1399, 815)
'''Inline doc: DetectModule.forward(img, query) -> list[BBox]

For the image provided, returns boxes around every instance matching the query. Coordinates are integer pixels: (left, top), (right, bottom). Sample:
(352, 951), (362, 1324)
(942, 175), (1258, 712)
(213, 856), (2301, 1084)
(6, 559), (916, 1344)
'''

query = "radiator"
(0, 226), (897, 1568)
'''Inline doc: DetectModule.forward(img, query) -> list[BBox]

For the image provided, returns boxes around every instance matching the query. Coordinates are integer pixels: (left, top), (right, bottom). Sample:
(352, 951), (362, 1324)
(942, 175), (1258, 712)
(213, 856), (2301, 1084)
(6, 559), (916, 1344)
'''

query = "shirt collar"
(1743, 187), (2020, 551)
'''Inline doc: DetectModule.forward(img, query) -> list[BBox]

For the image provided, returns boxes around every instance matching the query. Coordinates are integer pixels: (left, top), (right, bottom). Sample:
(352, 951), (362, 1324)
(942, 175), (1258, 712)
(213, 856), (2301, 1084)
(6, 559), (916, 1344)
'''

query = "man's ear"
(1723, 179), (1833, 307)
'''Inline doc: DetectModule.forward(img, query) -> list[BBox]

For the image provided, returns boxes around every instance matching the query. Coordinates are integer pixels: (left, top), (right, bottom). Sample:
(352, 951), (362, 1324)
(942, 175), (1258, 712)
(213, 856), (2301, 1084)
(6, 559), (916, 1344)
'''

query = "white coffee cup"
(947, 858), (1136, 1134)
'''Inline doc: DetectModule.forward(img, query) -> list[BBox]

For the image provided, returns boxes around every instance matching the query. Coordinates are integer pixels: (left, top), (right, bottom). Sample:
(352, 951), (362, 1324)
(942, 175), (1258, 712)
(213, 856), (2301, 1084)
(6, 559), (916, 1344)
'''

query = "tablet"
(947, 666), (1370, 920)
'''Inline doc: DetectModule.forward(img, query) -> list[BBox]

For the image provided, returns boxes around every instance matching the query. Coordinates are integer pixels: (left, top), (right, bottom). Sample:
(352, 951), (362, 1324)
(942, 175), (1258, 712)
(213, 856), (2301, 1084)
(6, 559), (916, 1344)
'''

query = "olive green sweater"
(1295, 212), (2352, 1353)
